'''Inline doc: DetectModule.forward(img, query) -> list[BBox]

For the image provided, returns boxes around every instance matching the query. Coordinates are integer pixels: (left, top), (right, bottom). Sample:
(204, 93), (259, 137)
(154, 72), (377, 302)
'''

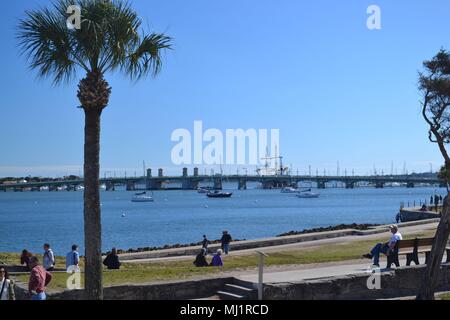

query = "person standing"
(43, 243), (55, 271)
(28, 256), (52, 300)
(202, 235), (209, 250)
(220, 230), (232, 255)
(103, 248), (121, 270)
(66, 244), (80, 270)
(0, 267), (15, 300)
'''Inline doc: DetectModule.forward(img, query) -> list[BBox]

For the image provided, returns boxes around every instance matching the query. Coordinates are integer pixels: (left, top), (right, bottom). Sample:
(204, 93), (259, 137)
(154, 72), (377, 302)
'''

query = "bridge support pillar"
(238, 179), (247, 190)
(106, 182), (115, 191)
(317, 181), (326, 189)
(213, 175), (223, 190)
(345, 181), (354, 189)
(146, 179), (163, 190)
(49, 185), (58, 192)
(126, 182), (136, 191)
(406, 182), (414, 188)
(182, 179), (197, 190)
(375, 182), (384, 188)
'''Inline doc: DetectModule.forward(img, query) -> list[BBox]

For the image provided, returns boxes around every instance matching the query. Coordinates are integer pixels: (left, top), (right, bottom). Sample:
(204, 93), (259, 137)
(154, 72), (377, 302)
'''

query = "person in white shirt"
(363, 225), (403, 267)
(43, 243), (55, 271)
(0, 267), (15, 300)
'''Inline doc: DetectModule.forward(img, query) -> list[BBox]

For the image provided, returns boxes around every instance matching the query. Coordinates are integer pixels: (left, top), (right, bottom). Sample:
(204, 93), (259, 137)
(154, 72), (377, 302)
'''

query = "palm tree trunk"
(83, 108), (103, 300)
(416, 195), (450, 300)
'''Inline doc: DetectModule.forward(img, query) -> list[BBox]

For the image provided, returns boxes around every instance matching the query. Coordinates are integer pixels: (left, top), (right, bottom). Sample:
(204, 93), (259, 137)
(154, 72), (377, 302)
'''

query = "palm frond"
(122, 33), (173, 80)
(17, 0), (173, 84)
(17, 3), (79, 84)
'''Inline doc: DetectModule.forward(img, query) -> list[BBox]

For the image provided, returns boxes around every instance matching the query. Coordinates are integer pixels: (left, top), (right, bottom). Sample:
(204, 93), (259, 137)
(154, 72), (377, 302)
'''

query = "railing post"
(256, 250), (268, 301)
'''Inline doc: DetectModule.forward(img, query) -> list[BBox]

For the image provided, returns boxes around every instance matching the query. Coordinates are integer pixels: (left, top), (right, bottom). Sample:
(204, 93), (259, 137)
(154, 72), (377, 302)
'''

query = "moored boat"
(297, 189), (320, 198)
(132, 191), (154, 202)
(206, 190), (233, 198)
(281, 187), (298, 193)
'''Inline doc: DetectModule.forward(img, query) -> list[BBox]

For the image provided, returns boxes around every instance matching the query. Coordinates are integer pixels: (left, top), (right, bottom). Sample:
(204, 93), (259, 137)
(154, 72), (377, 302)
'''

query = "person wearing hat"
(363, 225), (402, 267)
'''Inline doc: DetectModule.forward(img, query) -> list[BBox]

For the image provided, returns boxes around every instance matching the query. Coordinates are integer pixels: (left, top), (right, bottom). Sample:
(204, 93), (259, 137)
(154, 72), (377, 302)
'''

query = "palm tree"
(17, 0), (172, 299)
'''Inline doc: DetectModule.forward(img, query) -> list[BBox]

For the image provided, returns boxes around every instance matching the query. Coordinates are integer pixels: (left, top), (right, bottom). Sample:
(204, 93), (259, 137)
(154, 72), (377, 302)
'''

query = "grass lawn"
(7, 229), (435, 292)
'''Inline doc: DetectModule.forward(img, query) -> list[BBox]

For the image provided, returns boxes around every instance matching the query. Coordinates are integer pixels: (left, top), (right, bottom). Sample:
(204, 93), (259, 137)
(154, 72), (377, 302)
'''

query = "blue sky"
(0, 0), (449, 177)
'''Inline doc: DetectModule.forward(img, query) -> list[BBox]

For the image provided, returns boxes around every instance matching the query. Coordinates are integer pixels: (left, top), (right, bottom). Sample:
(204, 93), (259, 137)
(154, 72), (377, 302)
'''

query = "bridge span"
(0, 168), (444, 191)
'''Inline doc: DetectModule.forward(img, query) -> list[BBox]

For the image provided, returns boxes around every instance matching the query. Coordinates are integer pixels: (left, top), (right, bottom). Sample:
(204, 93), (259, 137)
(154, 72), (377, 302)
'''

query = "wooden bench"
(387, 237), (450, 268)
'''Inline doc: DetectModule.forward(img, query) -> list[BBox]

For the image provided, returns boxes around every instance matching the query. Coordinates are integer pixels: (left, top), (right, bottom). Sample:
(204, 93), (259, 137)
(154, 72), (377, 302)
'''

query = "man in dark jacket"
(202, 235), (209, 250)
(221, 230), (232, 254)
(103, 248), (121, 270)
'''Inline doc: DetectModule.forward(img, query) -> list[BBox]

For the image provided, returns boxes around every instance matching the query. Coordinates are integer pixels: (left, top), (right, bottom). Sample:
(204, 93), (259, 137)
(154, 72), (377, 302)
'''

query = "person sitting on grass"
(210, 249), (224, 267)
(103, 248), (121, 270)
(193, 248), (209, 267)
(362, 225), (403, 267)
(20, 249), (32, 270)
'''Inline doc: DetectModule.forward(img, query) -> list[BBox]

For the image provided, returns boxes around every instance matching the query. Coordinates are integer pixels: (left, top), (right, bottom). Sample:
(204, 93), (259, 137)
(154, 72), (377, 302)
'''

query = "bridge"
(0, 168), (444, 191)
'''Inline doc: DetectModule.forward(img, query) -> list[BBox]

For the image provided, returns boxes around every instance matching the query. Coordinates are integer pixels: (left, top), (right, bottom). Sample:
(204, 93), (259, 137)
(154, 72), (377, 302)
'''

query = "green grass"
(9, 230), (436, 292)
(439, 293), (450, 300)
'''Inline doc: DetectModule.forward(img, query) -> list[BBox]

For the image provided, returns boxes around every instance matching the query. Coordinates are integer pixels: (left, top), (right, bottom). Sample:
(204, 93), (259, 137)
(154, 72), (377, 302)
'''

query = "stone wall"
(263, 264), (450, 300)
(14, 277), (234, 300)
(14, 264), (450, 300)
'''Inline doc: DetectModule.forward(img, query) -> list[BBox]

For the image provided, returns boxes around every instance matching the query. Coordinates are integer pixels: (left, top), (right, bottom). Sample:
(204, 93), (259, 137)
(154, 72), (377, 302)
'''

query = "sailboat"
(131, 191), (154, 202)
(296, 189), (320, 198)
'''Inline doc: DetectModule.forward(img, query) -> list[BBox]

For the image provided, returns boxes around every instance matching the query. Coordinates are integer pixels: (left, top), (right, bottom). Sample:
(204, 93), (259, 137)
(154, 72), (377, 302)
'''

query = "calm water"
(0, 185), (444, 255)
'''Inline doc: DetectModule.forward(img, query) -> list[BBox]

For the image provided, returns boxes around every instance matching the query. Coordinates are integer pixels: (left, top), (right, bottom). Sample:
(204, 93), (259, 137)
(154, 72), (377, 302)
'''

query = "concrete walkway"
(236, 257), (423, 283)
(121, 219), (439, 264)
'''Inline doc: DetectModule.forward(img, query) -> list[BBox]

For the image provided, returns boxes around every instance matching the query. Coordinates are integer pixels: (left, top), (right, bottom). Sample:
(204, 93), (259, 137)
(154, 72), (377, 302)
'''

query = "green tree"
(17, 0), (172, 299)
(417, 49), (450, 300)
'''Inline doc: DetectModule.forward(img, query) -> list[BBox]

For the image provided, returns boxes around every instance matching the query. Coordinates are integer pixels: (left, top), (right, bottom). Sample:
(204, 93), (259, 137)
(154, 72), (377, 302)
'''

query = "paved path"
(236, 257), (422, 283)
(121, 220), (439, 264)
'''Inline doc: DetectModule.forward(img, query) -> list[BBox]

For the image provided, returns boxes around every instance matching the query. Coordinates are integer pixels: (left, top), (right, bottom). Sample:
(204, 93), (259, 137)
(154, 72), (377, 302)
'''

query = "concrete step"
(224, 284), (257, 299)
(217, 290), (245, 300)
(232, 278), (257, 289)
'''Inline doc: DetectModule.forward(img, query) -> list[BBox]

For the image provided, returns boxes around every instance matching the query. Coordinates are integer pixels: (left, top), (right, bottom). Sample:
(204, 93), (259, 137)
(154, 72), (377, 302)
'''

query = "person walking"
(103, 248), (121, 270)
(202, 235), (209, 250)
(43, 243), (55, 271)
(0, 267), (15, 300)
(66, 244), (80, 270)
(28, 256), (52, 300)
(220, 230), (232, 255)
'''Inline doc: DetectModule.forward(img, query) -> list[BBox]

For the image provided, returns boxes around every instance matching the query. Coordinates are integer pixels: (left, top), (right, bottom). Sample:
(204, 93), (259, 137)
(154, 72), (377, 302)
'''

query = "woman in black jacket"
(193, 248), (209, 267)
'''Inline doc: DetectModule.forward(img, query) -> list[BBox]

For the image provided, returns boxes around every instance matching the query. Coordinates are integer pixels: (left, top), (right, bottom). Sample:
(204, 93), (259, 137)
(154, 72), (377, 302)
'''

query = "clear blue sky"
(1, 0), (449, 177)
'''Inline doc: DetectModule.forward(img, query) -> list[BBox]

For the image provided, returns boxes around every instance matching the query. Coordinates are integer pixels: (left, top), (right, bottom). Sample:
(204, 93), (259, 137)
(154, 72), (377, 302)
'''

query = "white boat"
(297, 189), (320, 198)
(100, 184), (107, 191)
(281, 187), (298, 193)
(131, 192), (154, 202)
(197, 187), (213, 194)
(76, 185), (85, 191)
